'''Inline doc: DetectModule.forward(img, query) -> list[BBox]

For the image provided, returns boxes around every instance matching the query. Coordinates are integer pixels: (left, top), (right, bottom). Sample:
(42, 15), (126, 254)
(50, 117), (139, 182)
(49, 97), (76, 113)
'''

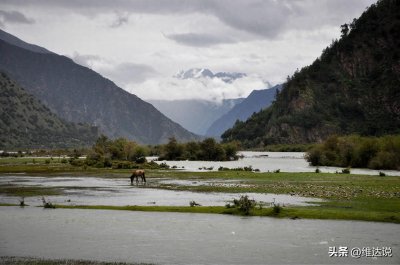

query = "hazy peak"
(174, 68), (247, 83)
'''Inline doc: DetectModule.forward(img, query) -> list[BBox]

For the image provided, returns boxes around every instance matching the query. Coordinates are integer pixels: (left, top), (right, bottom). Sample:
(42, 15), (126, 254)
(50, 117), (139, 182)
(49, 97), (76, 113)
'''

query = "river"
(0, 207), (398, 264)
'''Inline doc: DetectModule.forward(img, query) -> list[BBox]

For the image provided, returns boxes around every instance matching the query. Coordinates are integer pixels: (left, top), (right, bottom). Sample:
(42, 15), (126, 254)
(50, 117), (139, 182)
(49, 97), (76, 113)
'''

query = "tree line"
(81, 135), (239, 168)
(306, 135), (400, 170)
(159, 137), (238, 161)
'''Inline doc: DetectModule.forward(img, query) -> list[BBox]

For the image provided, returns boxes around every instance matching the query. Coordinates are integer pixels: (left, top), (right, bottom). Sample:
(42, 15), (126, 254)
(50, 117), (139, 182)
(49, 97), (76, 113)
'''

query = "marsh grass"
(0, 185), (62, 197)
(272, 204), (282, 214)
(42, 197), (56, 209)
(53, 203), (400, 223)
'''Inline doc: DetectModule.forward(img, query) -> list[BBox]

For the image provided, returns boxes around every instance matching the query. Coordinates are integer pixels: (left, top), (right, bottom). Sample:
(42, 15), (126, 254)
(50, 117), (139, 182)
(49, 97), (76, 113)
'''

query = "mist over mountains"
(207, 84), (281, 138)
(0, 29), (199, 145)
(149, 98), (244, 135)
(174, 68), (247, 83)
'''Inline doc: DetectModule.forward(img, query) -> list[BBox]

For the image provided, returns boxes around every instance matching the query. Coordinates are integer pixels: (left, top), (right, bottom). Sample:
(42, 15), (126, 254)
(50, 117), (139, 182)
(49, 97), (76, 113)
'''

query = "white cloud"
(71, 52), (102, 68)
(127, 74), (268, 101)
(99, 62), (158, 84)
(0, 0), (377, 101)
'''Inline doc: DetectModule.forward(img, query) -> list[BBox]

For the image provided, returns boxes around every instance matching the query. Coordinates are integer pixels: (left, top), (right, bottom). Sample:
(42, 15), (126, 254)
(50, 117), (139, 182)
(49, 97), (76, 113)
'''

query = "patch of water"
(0, 176), (322, 207)
(153, 151), (400, 176)
(158, 178), (241, 187)
(0, 207), (398, 264)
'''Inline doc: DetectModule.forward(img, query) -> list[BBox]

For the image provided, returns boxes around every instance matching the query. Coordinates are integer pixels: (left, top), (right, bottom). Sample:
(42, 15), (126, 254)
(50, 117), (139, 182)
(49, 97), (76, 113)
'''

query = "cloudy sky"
(0, 0), (376, 101)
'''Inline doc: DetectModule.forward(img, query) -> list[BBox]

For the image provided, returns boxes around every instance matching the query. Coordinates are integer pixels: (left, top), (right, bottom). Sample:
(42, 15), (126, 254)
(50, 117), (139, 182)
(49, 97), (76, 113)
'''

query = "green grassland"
(54, 201), (400, 223)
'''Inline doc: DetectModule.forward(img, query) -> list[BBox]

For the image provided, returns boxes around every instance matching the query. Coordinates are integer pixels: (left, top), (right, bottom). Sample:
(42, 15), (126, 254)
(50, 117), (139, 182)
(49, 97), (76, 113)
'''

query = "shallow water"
(0, 207), (398, 264)
(0, 176), (322, 207)
(154, 151), (400, 176)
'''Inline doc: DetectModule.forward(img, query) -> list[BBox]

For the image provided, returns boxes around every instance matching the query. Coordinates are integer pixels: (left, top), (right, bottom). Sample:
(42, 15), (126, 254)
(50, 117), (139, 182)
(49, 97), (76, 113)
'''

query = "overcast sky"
(0, 0), (376, 101)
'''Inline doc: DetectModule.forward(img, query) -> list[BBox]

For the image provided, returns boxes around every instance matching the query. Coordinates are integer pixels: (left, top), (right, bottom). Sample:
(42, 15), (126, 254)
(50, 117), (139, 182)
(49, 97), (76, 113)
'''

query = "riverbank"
(51, 202), (399, 223)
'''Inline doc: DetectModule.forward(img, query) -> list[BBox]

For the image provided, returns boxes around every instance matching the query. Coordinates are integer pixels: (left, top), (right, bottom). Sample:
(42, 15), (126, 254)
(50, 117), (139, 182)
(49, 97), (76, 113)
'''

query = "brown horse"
(130, 169), (146, 184)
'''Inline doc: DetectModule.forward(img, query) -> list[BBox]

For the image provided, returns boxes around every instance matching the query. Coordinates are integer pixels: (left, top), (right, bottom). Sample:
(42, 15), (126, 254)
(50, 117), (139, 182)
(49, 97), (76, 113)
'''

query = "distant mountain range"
(206, 84), (281, 138)
(222, 0), (400, 147)
(0, 72), (98, 149)
(0, 29), (199, 145)
(174, 68), (246, 83)
(149, 98), (244, 135)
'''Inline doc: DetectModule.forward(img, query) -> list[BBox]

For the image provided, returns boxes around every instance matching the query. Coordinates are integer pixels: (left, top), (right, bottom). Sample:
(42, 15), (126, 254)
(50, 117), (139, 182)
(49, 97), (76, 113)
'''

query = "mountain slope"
(222, 0), (400, 147)
(0, 72), (98, 149)
(0, 29), (52, 54)
(206, 84), (281, 138)
(149, 98), (243, 135)
(0, 36), (198, 144)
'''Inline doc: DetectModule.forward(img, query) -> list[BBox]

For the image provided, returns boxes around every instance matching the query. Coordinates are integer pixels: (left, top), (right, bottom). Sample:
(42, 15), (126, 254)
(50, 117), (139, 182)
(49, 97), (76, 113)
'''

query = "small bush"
(243, 166), (253, 171)
(379, 171), (386, 176)
(233, 195), (256, 215)
(45, 159), (51, 164)
(341, 168), (351, 174)
(159, 162), (170, 169)
(272, 204), (282, 214)
(135, 156), (146, 164)
(69, 158), (85, 167)
(225, 203), (234, 208)
(315, 168), (320, 173)
(273, 169), (281, 173)
(189, 201), (201, 207)
(42, 197), (55, 209)
(19, 197), (25, 207)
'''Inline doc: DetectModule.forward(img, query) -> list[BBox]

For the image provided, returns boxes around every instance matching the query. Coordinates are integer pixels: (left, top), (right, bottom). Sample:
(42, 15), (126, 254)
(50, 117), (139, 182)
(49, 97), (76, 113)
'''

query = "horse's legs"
(142, 172), (146, 183)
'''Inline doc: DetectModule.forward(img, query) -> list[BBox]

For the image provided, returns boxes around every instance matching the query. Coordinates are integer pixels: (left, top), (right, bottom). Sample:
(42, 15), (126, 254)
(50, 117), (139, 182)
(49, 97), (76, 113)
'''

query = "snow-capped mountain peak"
(174, 68), (246, 83)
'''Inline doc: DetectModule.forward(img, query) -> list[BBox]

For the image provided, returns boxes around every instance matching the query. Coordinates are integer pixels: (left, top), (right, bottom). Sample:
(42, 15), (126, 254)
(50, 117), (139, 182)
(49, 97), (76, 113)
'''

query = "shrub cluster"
(306, 135), (400, 170)
(84, 135), (150, 168)
(231, 195), (256, 215)
(218, 166), (257, 172)
(158, 137), (239, 161)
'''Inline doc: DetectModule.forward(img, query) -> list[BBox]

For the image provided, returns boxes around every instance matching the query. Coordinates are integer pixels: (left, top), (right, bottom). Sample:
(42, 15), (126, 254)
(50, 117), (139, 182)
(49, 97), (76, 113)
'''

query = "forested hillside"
(0, 72), (98, 149)
(222, 0), (400, 148)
